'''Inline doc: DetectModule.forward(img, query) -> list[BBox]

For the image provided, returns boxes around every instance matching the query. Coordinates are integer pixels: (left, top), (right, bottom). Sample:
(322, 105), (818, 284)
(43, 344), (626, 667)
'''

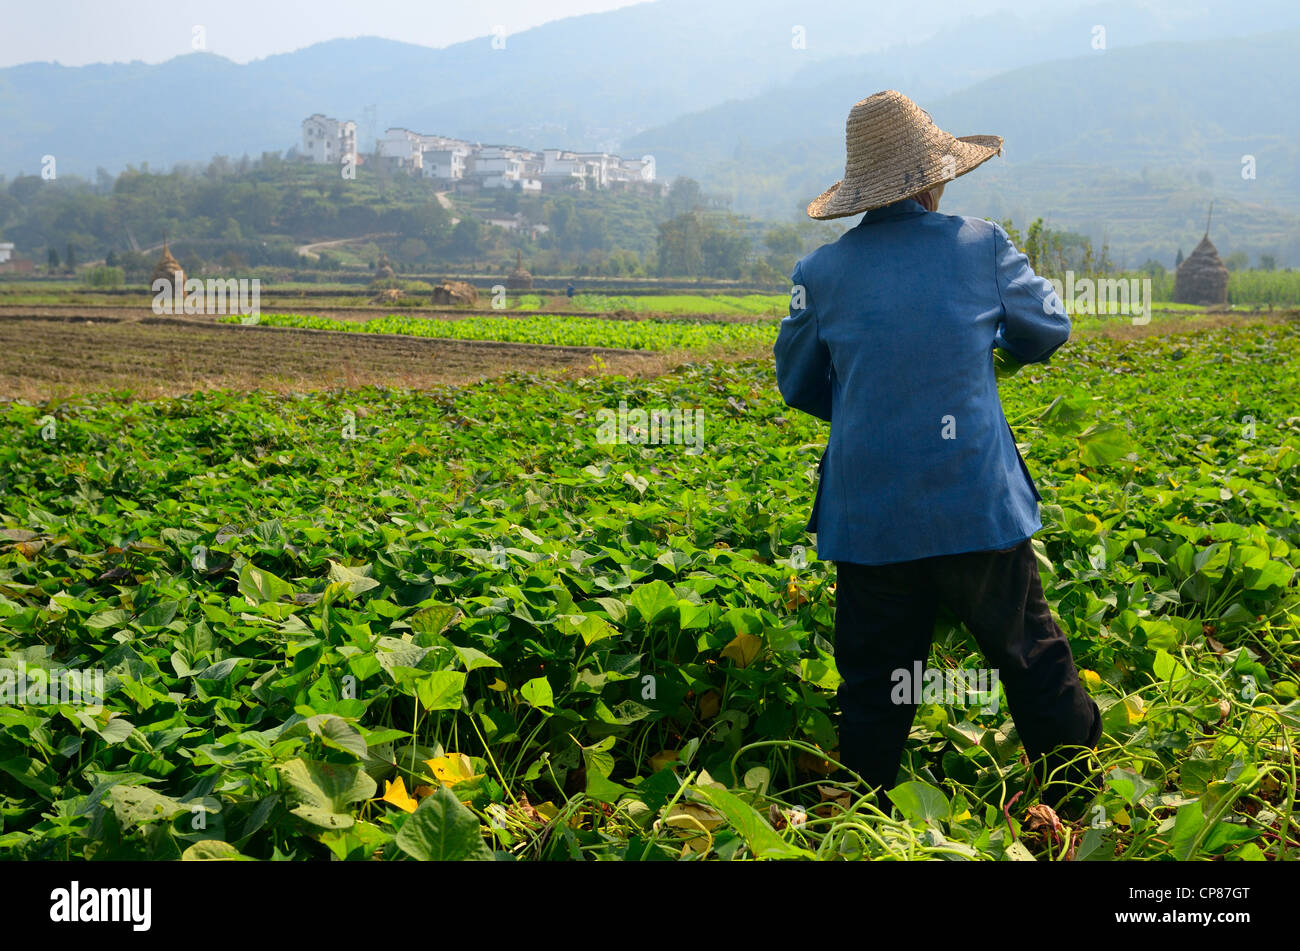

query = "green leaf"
(1170, 799), (1207, 860)
(451, 645), (501, 672)
(394, 785), (494, 861)
(520, 676), (554, 709)
(887, 780), (951, 826)
(327, 560), (381, 598)
(414, 670), (467, 712)
(1076, 423), (1135, 467)
(193, 657), (242, 681)
(182, 840), (253, 861)
(86, 609), (131, 630)
(135, 600), (179, 629)
(560, 612), (620, 646)
(629, 580), (677, 625)
(275, 758), (376, 829)
(1038, 393), (1091, 434)
(238, 563), (293, 604)
(303, 714), (368, 758)
(409, 602), (459, 637)
(690, 785), (813, 860)
(108, 785), (188, 828)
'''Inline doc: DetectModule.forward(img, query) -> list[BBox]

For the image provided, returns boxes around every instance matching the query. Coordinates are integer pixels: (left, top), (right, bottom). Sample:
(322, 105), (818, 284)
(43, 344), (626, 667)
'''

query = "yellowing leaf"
(1081, 669), (1101, 690)
(425, 752), (479, 787)
(720, 632), (762, 668)
(488, 677), (508, 692)
(649, 750), (680, 772)
(664, 802), (724, 831)
(381, 776), (419, 814)
(697, 689), (722, 719)
(1122, 696), (1146, 724)
(535, 801), (559, 822)
(662, 802), (724, 854)
(797, 749), (841, 776)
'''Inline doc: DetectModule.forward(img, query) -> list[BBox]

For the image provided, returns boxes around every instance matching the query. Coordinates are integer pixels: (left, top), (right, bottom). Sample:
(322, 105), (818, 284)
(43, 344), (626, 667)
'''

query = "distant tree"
(764, 224), (803, 271)
(105, 250), (119, 267)
(575, 209), (610, 253)
(656, 210), (750, 278)
(1175, 248), (1184, 268)
(399, 237), (429, 262)
(1258, 254), (1277, 271)
(1024, 218), (1047, 273)
(47, 247), (60, 270)
(65, 243), (77, 271)
(450, 218), (482, 257)
(546, 198), (575, 242)
(1140, 258), (1166, 277)
(222, 218), (243, 242)
(657, 212), (704, 276)
(1224, 251), (1249, 272)
(666, 177), (703, 218)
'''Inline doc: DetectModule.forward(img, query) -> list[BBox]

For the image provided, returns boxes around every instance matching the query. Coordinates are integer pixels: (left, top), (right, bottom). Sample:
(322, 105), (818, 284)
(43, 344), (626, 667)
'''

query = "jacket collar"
(858, 198), (928, 223)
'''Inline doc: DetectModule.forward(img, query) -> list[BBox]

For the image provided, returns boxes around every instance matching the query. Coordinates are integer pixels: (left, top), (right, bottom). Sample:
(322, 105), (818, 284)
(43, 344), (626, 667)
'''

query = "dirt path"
(435, 191), (460, 225)
(294, 233), (397, 260)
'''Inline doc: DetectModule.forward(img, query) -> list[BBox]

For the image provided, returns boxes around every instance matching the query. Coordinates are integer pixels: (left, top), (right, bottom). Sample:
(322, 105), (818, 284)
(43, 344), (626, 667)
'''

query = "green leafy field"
(563, 293), (786, 315)
(1, 322), (1298, 860)
(228, 312), (776, 351)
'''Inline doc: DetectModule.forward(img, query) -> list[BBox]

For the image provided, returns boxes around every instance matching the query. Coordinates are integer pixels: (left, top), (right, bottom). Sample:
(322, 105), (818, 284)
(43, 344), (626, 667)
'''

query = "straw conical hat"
(807, 90), (1003, 220)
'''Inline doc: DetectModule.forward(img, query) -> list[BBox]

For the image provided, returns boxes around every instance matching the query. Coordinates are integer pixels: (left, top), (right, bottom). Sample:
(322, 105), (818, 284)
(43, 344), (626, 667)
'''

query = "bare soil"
(0, 311), (669, 401)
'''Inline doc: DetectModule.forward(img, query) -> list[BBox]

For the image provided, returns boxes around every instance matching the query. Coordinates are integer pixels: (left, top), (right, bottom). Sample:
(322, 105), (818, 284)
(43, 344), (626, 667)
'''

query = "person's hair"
(912, 183), (945, 212)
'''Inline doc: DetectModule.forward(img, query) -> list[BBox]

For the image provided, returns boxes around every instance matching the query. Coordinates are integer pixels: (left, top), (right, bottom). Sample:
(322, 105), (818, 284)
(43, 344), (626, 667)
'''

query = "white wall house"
(612, 155), (656, 185)
(539, 149), (635, 190)
(298, 117), (655, 191)
(422, 146), (470, 181)
(0, 243), (13, 264)
(472, 146), (541, 190)
(301, 114), (357, 165)
(377, 128), (425, 171)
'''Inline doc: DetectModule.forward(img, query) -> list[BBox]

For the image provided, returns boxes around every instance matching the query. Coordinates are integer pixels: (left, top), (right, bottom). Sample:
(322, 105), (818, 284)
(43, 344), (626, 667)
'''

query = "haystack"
(432, 280), (478, 306)
(150, 243), (184, 290)
(506, 250), (533, 291)
(1173, 206), (1228, 306)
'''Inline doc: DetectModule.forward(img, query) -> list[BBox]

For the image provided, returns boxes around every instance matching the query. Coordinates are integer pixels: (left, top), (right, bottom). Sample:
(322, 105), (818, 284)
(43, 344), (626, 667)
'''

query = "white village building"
(301, 114), (357, 165)
(300, 117), (656, 193)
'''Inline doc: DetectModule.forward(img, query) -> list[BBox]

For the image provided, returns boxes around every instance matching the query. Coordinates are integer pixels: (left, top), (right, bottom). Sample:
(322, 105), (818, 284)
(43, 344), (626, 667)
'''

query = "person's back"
(779, 199), (1067, 564)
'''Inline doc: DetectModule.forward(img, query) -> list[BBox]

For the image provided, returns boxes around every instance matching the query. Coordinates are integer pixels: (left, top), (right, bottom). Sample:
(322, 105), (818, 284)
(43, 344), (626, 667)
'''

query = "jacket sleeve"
(774, 260), (832, 422)
(992, 223), (1070, 364)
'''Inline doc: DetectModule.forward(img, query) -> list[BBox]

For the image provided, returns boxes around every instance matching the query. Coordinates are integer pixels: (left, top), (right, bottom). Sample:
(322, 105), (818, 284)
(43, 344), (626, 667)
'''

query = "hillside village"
(301, 114), (660, 195)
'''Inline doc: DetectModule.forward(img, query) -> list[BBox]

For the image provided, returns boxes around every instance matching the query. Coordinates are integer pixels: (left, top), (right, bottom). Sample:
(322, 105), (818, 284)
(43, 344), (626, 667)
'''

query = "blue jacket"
(774, 198), (1069, 565)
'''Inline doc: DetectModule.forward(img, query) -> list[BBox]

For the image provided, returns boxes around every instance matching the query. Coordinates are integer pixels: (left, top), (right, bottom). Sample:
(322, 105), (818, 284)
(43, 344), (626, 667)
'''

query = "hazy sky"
(0, 0), (651, 67)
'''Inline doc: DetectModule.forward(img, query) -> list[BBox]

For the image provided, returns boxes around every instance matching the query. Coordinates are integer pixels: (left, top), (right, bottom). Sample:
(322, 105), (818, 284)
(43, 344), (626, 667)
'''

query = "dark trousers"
(833, 538), (1102, 796)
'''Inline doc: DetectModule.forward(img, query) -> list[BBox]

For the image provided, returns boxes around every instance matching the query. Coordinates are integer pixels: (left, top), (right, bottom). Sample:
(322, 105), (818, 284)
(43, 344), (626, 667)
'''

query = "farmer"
(774, 90), (1102, 810)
